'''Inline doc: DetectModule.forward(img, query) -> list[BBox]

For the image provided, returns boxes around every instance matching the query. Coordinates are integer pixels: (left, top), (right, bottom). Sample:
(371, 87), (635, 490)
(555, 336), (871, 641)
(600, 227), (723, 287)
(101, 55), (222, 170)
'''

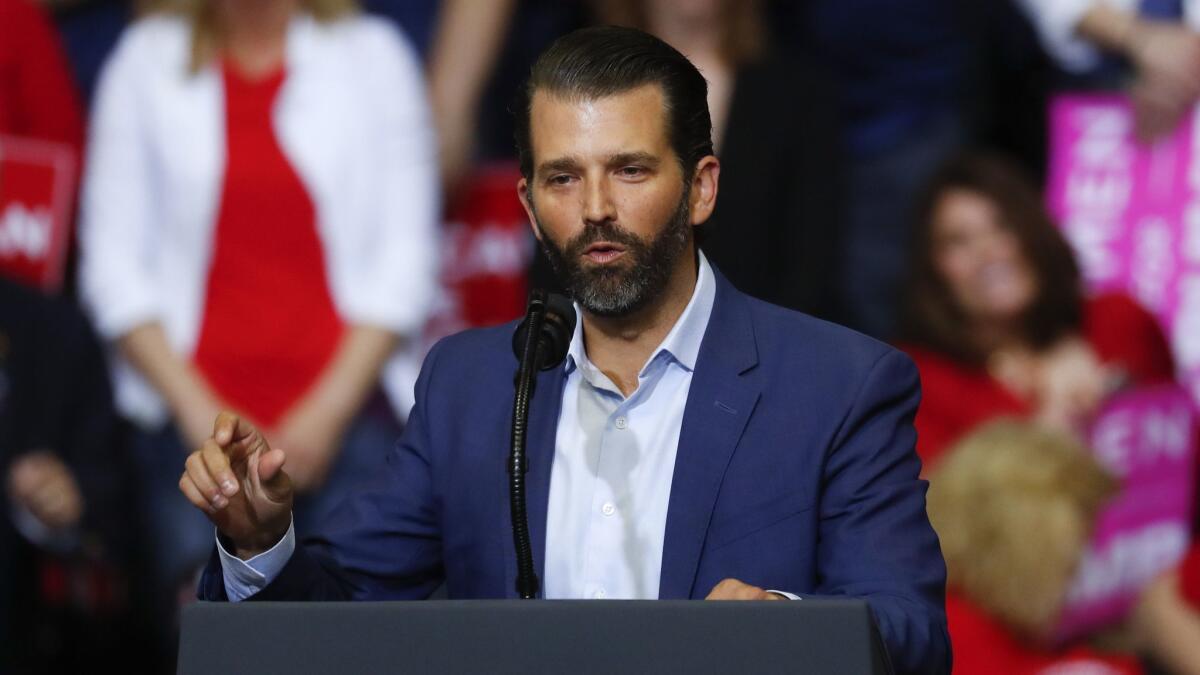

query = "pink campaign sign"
(1055, 385), (1196, 640)
(1048, 96), (1200, 637)
(1046, 94), (1200, 409)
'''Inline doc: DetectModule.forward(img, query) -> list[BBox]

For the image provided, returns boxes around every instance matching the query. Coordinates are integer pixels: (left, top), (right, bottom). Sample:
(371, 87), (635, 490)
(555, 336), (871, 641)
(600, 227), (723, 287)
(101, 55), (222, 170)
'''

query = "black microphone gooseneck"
(510, 290), (575, 599)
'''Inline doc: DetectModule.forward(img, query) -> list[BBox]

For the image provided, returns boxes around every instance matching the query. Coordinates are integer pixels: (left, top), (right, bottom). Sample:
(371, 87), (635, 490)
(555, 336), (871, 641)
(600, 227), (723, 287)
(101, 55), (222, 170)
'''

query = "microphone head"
(538, 292), (576, 369)
(512, 290), (577, 371)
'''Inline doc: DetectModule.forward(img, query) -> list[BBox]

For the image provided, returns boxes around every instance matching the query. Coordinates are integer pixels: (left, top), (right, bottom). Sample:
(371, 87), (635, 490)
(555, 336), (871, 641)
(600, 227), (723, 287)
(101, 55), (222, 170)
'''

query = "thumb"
(256, 447), (292, 501)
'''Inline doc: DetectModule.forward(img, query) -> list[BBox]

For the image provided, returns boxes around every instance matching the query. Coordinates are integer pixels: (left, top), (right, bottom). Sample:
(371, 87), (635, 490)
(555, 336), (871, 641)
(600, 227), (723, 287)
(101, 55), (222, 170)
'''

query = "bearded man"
(180, 26), (950, 675)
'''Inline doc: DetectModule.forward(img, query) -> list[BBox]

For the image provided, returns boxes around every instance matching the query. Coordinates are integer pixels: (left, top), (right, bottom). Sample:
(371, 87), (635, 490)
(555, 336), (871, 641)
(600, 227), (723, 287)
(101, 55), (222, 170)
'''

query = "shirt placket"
(577, 357), (667, 599)
(578, 364), (635, 599)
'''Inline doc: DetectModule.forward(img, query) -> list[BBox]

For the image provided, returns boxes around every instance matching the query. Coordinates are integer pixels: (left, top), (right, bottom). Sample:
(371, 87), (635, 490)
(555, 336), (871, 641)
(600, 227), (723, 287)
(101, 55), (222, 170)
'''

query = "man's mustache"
(562, 222), (646, 257)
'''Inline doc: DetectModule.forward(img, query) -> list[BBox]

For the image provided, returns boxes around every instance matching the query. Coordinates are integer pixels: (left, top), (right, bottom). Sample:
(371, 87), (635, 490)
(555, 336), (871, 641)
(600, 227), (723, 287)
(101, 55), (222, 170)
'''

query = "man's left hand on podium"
(705, 578), (788, 601)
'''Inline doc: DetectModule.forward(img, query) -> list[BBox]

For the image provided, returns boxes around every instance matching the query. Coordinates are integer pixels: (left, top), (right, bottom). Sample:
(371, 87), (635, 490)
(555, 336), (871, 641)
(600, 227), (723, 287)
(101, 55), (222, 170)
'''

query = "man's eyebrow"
(607, 152), (660, 167)
(537, 157), (582, 176)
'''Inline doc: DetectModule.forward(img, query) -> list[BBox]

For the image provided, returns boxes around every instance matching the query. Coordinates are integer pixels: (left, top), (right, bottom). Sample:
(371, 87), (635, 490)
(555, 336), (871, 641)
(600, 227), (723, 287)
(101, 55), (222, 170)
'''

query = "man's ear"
(517, 177), (543, 243)
(689, 156), (720, 227)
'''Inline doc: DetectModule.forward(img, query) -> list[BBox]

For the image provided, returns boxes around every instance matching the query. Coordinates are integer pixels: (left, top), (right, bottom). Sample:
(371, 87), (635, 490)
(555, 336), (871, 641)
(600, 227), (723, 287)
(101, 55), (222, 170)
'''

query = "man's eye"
(548, 174), (574, 186)
(619, 166), (645, 177)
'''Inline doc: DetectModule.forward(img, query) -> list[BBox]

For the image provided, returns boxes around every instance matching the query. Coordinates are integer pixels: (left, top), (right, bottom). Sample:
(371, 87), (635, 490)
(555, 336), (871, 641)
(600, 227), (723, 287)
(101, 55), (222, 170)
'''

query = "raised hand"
(8, 450), (83, 531)
(179, 411), (294, 559)
(1128, 21), (1200, 140)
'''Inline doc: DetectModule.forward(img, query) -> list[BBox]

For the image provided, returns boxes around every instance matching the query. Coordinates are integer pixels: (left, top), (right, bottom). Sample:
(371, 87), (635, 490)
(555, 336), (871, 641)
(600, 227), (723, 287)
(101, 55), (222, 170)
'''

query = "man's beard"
(532, 187), (692, 317)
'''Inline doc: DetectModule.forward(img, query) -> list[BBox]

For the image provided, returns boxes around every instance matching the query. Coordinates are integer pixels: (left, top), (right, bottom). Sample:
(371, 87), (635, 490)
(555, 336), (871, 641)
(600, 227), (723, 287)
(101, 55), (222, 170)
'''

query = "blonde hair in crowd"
(926, 421), (1118, 640)
(141, 0), (359, 72)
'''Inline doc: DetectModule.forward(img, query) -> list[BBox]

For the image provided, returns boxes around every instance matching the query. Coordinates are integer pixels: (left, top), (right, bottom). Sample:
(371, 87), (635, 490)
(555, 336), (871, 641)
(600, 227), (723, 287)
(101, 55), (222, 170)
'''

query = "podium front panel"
(178, 599), (891, 674)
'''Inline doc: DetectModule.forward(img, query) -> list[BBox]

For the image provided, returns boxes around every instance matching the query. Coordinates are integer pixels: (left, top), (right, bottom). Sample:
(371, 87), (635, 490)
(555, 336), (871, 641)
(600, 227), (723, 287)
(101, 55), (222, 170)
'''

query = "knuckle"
(202, 447), (224, 467)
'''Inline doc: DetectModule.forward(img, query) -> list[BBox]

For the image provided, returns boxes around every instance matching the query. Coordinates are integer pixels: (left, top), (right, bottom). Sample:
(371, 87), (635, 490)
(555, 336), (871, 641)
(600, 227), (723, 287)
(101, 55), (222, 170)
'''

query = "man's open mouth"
(582, 242), (627, 263)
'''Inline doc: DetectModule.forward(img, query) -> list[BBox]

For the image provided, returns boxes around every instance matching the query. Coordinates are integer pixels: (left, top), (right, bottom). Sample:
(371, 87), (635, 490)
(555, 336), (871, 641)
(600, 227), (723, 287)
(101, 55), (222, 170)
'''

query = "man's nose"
(582, 176), (617, 225)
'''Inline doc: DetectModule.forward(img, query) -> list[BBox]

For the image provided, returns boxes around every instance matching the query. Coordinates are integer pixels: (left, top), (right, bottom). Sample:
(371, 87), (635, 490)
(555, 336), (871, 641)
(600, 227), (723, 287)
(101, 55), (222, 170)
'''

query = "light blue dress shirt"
(542, 252), (716, 599)
(217, 252), (796, 601)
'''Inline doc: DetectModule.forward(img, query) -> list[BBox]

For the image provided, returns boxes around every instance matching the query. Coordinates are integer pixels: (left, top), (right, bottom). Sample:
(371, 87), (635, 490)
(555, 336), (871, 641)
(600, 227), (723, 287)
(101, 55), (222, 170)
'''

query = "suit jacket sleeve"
(198, 340), (448, 601)
(808, 349), (951, 675)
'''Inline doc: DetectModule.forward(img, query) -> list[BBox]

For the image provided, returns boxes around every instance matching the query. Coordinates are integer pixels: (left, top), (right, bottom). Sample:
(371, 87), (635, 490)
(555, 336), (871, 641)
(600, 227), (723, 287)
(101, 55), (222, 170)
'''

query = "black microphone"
(511, 291), (575, 371)
(508, 290), (575, 599)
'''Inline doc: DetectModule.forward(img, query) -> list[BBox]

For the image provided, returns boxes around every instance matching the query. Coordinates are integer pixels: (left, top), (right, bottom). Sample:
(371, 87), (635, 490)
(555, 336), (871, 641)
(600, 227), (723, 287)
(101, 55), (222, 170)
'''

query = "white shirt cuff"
(766, 590), (802, 600)
(215, 516), (295, 602)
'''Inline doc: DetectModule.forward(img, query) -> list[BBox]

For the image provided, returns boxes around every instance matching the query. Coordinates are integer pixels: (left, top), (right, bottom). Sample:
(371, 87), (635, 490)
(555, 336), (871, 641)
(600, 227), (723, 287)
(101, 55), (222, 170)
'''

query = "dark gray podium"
(178, 599), (893, 674)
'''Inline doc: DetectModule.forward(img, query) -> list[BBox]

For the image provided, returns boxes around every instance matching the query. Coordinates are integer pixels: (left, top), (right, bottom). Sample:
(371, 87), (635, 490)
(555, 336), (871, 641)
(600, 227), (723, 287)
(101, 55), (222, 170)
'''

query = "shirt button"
(601, 502), (616, 516)
(594, 588), (607, 599)
(615, 417), (627, 430)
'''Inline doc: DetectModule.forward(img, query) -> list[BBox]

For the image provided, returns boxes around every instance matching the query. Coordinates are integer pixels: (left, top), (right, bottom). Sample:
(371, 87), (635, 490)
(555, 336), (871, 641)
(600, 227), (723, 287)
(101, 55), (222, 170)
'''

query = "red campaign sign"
(425, 162), (536, 343)
(0, 135), (76, 292)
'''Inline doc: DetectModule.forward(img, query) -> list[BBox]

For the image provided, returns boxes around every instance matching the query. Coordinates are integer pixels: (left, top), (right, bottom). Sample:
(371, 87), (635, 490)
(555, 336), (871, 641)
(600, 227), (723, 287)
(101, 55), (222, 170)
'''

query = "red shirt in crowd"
(904, 292), (1176, 468)
(948, 592), (1144, 675)
(193, 65), (344, 427)
(0, 0), (83, 150)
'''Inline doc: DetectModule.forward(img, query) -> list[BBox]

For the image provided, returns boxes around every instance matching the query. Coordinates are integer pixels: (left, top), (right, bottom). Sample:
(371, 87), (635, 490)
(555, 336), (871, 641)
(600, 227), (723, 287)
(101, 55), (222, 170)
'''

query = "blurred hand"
(270, 399), (350, 494)
(179, 412), (293, 559)
(1129, 20), (1200, 101)
(1132, 571), (1200, 675)
(1034, 338), (1111, 432)
(1128, 20), (1200, 140)
(988, 348), (1041, 401)
(7, 451), (83, 531)
(1132, 76), (1194, 140)
(705, 578), (788, 601)
(1134, 570), (1180, 638)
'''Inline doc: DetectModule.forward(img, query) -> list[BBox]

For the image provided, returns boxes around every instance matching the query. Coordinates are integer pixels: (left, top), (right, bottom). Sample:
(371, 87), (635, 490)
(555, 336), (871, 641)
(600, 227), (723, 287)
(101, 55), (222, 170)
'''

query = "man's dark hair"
(514, 25), (714, 182)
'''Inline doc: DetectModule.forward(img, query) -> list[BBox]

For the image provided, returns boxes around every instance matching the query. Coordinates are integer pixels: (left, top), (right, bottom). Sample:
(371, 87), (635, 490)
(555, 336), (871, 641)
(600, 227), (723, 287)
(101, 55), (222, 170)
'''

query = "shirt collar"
(565, 250), (717, 377)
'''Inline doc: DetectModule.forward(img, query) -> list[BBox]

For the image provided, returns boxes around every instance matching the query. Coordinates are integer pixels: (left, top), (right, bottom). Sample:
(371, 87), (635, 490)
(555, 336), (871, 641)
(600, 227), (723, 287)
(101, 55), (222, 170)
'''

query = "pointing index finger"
(214, 411), (259, 448)
(214, 411), (239, 446)
(213, 411), (269, 463)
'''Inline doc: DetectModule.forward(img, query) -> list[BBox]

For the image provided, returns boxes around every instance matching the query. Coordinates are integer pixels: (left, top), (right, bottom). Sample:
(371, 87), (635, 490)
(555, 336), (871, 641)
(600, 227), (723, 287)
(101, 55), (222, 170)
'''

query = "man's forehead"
(528, 84), (671, 161)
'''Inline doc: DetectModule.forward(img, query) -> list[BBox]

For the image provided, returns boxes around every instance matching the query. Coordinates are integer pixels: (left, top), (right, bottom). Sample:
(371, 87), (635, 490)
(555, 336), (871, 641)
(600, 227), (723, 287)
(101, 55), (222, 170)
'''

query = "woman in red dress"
(898, 152), (1175, 469)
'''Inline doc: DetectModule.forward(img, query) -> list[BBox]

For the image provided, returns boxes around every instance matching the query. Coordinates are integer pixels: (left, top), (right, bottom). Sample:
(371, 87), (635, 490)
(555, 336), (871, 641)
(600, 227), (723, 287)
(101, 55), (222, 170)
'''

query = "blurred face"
(216, 0), (299, 20)
(930, 188), (1037, 324)
(645, 0), (723, 24)
(518, 85), (717, 316)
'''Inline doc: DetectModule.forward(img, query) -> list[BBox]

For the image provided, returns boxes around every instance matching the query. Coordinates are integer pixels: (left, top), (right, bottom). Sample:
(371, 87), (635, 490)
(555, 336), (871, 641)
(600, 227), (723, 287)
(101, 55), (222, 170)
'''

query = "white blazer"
(78, 12), (440, 428)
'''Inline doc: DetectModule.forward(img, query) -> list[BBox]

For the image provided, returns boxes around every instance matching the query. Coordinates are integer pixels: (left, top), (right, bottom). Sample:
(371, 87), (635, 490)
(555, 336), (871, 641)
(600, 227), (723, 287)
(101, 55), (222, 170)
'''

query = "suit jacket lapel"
(501, 362), (566, 598)
(658, 274), (761, 599)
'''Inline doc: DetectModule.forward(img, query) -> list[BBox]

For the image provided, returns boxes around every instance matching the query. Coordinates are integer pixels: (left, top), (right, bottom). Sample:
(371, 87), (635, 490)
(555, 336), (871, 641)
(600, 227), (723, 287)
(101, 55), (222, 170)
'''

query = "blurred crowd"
(3, 0), (1200, 673)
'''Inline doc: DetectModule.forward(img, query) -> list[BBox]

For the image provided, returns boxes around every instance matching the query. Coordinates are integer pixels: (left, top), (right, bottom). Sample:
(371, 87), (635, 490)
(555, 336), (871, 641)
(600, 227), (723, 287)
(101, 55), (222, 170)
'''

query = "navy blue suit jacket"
(199, 271), (950, 674)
